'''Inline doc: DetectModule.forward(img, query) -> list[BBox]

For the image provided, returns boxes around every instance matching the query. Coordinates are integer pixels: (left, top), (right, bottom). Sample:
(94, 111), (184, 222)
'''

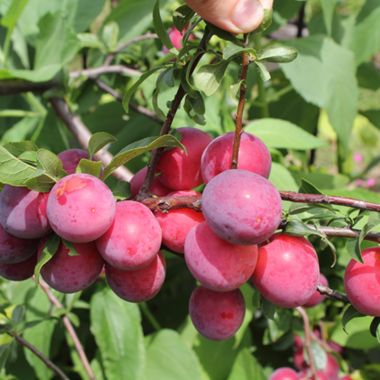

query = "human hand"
(185, 0), (273, 34)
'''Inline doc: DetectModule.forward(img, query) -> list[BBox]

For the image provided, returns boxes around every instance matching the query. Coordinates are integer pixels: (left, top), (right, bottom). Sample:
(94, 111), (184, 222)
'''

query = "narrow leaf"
(153, 0), (173, 50)
(255, 61), (271, 82)
(258, 45), (298, 63)
(88, 132), (117, 159)
(34, 234), (60, 284)
(173, 5), (194, 31)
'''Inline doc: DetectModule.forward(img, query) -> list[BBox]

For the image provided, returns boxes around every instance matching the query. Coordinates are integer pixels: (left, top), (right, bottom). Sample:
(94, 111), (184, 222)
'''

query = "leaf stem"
(140, 303), (161, 332)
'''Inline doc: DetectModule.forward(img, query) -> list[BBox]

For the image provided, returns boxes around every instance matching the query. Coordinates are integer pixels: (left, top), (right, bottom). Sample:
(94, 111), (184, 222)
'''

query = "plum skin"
(96, 200), (162, 270)
(40, 240), (104, 293)
(252, 234), (320, 308)
(106, 252), (166, 302)
(47, 173), (116, 243)
(189, 286), (245, 340)
(185, 222), (258, 291)
(0, 185), (51, 239)
(58, 149), (89, 174)
(344, 247), (380, 316)
(157, 127), (212, 190)
(155, 190), (204, 254)
(202, 169), (282, 245)
(0, 224), (37, 264)
(269, 367), (299, 380)
(130, 167), (170, 197)
(303, 273), (328, 307)
(201, 131), (272, 183)
(0, 254), (37, 281)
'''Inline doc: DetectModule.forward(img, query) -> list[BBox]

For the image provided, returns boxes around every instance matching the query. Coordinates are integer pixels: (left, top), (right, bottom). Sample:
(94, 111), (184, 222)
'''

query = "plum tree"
(155, 190), (204, 254)
(269, 367), (299, 380)
(202, 169), (282, 245)
(106, 252), (165, 302)
(156, 127), (212, 190)
(47, 173), (116, 243)
(303, 274), (328, 307)
(252, 234), (320, 308)
(189, 286), (245, 340)
(0, 254), (37, 281)
(58, 149), (89, 174)
(185, 222), (258, 291)
(40, 240), (104, 293)
(201, 131), (271, 182)
(130, 166), (170, 197)
(0, 224), (37, 264)
(96, 200), (162, 270)
(0, 186), (51, 239)
(344, 247), (380, 316)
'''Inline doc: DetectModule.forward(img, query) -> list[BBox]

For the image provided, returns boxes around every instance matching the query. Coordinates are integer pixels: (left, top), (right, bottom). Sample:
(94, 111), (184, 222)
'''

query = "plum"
(303, 274), (328, 308)
(0, 254), (37, 281)
(58, 149), (89, 174)
(130, 166), (170, 197)
(269, 367), (299, 380)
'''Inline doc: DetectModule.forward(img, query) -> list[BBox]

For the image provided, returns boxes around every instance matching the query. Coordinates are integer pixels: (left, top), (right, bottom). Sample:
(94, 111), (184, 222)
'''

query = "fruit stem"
(231, 34), (249, 169)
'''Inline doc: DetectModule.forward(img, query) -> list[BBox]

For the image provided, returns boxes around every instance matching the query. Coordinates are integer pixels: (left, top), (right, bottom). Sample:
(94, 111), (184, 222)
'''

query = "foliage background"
(0, 0), (380, 379)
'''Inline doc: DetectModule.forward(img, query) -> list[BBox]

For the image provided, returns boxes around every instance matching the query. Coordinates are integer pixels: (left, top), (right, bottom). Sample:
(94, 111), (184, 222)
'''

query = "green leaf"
(153, 0), (173, 50)
(34, 234), (60, 284)
(144, 329), (203, 380)
(310, 341), (328, 370)
(193, 60), (230, 96)
(285, 220), (324, 238)
(261, 298), (276, 320)
(173, 5), (194, 31)
(102, 21), (119, 51)
(62, 240), (79, 257)
(369, 317), (380, 342)
(257, 45), (298, 63)
(342, 305), (364, 333)
(299, 179), (323, 195)
(76, 159), (103, 178)
(112, 181), (131, 201)
(254, 61), (271, 82)
(103, 135), (184, 179)
(36, 149), (67, 180)
(245, 118), (325, 150)
(184, 92), (206, 125)
(3, 141), (38, 156)
(88, 132), (117, 159)
(227, 348), (266, 380)
(222, 43), (255, 61)
(269, 163), (298, 192)
(90, 288), (145, 380)
(320, 0), (337, 36)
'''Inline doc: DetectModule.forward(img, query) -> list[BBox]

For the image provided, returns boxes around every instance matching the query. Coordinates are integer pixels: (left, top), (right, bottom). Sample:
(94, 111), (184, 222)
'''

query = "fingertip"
(232, 0), (265, 33)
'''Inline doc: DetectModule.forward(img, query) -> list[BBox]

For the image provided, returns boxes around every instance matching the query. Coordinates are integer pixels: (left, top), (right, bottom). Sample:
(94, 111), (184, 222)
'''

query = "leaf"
(103, 135), (183, 179)
(3, 141), (38, 156)
(76, 159), (103, 177)
(310, 341), (328, 370)
(153, 0), (173, 50)
(184, 92), (206, 125)
(144, 329), (203, 380)
(88, 132), (117, 159)
(90, 288), (145, 380)
(102, 21), (119, 51)
(342, 305), (364, 333)
(34, 234), (60, 284)
(222, 43), (255, 60)
(369, 317), (380, 342)
(255, 61), (271, 82)
(320, 0), (337, 36)
(173, 5), (194, 31)
(245, 118), (325, 150)
(36, 149), (67, 180)
(257, 45), (298, 63)
(62, 240), (79, 257)
(261, 298), (276, 320)
(299, 179), (323, 195)
(285, 220), (324, 238)
(269, 163), (298, 192)
(227, 348), (266, 380)
(193, 60), (230, 96)
(112, 181), (131, 201)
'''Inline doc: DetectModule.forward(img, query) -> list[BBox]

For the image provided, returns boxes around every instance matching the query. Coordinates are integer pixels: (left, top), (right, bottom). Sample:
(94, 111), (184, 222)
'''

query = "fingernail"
(232, 0), (264, 32)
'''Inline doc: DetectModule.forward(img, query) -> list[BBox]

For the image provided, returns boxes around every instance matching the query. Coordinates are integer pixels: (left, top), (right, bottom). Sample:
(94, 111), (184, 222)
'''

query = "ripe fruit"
(344, 247), (380, 316)
(157, 127), (212, 190)
(0, 254), (37, 281)
(156, 190), (204, 254)
(0, 186), (51, 239)
(202, 169), (282, 245)
(189, 286), (245, 340)
(252, 234), (320, 308)
(201, 131), (271, 183)
(47, 174), (116, 243)
(0, 224), (37, 264)
(130, 166), (170, 197)
(40, 240), (104, 293)
(185, 222), (258, 291)
(303, 273), (328, 307)
(269, 367), (299, 380)
(106, 253), (166, 302)
(58, 149), (89, 174)
(96, 201), (162, 270)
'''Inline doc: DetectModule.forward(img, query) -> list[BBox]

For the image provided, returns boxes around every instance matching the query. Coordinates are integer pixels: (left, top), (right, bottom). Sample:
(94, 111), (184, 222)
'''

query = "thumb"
(185, 0), (273, 34)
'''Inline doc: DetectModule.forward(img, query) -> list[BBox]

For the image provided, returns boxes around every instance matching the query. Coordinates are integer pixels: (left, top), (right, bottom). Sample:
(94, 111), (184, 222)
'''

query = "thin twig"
(137, 28), (213, 199)
(10, 331), (70, 380)
(317, 285), (349, 303)
(296, 307), (317, 379)
(0, 80), (59, 95)
(231, 34), (249, 169)
(39, 280), (96, 380)
(70, 65), (140, 80)
(50, 97), (133, 182)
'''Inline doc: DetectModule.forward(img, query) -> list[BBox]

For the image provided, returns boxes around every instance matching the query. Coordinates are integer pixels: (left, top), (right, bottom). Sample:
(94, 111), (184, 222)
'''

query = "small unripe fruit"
(269, 367), (299, 380)
(106, 253), (166, 302)
(58, 149), (89, 174)
(47, 174), (116, 243)
(344, 247), (380, 316)
(130, 167), (170, 198)
(303, 274), (328, 307)
(0, 186), (51, 239)
(202, 169), (282, 245)
(189, 286), (245, 340)
(96, 201), (162, 270)
(252, 234), (320, 308)
(185, 222), (258, 291)
(0, 254), (37, 281)
(201, 131), (271, 183)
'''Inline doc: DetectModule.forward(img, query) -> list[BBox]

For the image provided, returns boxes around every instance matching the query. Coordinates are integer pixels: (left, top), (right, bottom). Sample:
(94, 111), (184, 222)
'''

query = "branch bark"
(317, 285), (349, 303)
(70, 65), (140, 80)
(0, 80), (59, 95)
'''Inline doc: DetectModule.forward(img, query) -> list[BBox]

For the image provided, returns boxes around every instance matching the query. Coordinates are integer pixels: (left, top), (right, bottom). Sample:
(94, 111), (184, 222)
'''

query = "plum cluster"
(1, 127), (379, 347)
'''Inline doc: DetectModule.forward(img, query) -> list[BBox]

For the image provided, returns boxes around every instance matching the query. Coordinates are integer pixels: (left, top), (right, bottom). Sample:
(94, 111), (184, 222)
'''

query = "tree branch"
(317, 285), (349, 303)
(39, 280), (97, 380)
(10, 331), (70, 380)
(0, 80), (59, 95)
(70, 65), (140, 80)
(50, 97), (133, 182)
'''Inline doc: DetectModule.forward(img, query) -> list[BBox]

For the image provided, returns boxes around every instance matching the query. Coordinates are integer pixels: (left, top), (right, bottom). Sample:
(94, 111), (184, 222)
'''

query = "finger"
(186, 0), (272, 34)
